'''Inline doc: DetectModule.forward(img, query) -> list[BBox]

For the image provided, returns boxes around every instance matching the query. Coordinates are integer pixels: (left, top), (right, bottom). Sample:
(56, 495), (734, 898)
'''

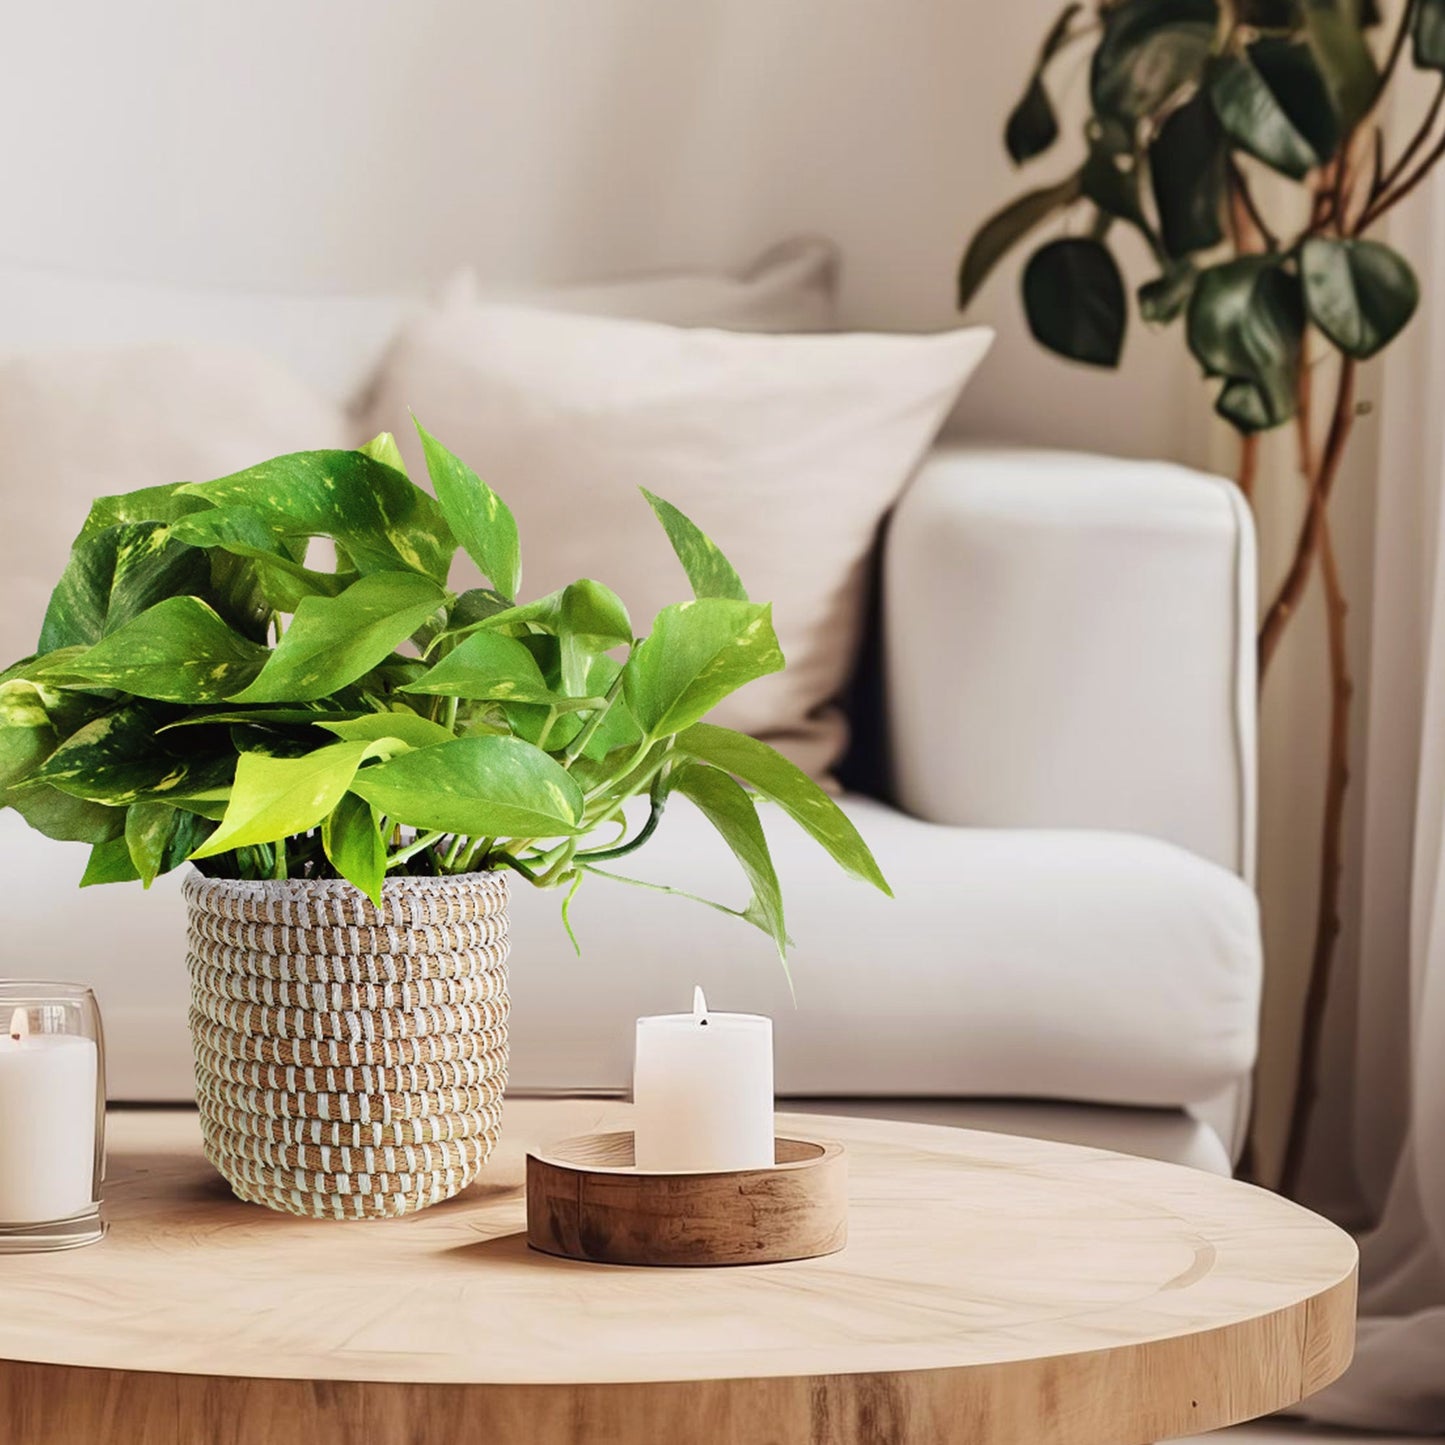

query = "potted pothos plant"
(0, 425), (890, 1219)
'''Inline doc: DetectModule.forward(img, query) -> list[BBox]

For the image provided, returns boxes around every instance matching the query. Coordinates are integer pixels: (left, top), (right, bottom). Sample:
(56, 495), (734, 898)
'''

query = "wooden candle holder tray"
(525, 1131), (847, 1267)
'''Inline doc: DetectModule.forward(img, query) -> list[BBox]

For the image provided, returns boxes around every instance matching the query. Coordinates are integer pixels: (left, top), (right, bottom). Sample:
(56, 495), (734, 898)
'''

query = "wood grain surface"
(526, 1130), (848, 1265)
(0, 1101), (1357, 1445)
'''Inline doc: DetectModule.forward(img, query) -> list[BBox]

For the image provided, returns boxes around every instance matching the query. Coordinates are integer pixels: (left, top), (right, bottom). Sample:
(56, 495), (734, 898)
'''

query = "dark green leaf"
(1022, 237), (1128, 366)
(958, 173), (1083, 309)
(77, 482), (211, 542)
(1249, 39), (1342, 161)
(1091, 0), (1218, 121)
(322, 792), (386, 905)
(1303, 0), (1379, 128)
(25, 703), (234, 805)
(190, 740), (377, 859)
(414, 421), (521, 600)
(1187, 256), (1305, 431)
(57, 597), (270, 704)
(1139, 261), (1198, 323)
(179, 450), (455, 584)
(1005, 4), (1082, 163)
(641, 489), (748, 602)
(1081, 121), (1153, 239)
(1210, 45), (1336, 178)
(229, 573), (448, 704)
(349, 736), (584, 839)
(1415, 0), (1445, 68)
(669, 763), (787, 959)
(1300, 237), (1419, 358)
(624, 600), (784, 740)
(676, 723), (892, 895)
(1150, 90), (1228, 257)
(1007, 80), (1060, 165)
(39, 522), (211, 654)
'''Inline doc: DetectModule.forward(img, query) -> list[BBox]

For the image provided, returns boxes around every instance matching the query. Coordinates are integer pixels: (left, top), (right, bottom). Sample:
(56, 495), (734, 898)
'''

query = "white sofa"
(4, 444), (1261, 1176)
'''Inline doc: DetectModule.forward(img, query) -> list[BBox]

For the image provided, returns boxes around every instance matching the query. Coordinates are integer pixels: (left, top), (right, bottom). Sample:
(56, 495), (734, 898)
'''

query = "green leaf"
(24, 703), (234, 805)
(125, 801), (215, 888)
(168, 506), (354, 611)
(1415, 0), (1445, 69)
(1006, 3), (1084, 164)
(1210, 44), (1337, 179)
(322, 792), (386, 905)
(1006, 79), (1060, 166)
(675, 723), (892, 895)
(1091, 0), (1218, 122)
(1150, 90), (1227, 258)
(81, 834), (142, 887)
(180, 450), (455, 584)
(190, 741), (377, 859)
(1303, 0), (1379, 129)
(1300, 237), (1419, 359)
(10, 783), (123, 845)
(1139, 261), (1198, 324)
(624, 600), (784, 740)
(76, 482), (211, 542)
(349, 736), (584, 839)
(317, 711), (456, 749)
(229, 573), (448, 704)
(640, 489), (748, 602)
(1187, 256), (1305, 431)
(359, 431), (409, 476)
(404, 632), (559, 704)
(1022, 237), (1127, 367)
(0, 681), (61, 796)
(446, 580), (633, 697)
(39, 522), (211, 654)
(669, 763), (787, 959)
(414, 421), (521, 600)
(57, 597), (270, 704)
(958, 173), (1083, 309)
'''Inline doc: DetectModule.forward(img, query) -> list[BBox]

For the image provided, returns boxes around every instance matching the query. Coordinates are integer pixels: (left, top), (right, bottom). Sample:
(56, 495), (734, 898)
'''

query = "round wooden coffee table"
(0, 1100), (1355, 1444)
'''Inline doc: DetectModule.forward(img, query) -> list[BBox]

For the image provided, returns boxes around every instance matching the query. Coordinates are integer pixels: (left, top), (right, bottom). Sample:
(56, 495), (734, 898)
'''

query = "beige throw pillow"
(0, 345), (352, 666)
(362, 305), (992, 778)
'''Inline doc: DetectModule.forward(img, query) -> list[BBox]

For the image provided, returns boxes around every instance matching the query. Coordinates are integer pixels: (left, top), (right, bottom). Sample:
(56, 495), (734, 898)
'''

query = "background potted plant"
(0, 424), (890, 1219)
(956, 0), (1445, 1191)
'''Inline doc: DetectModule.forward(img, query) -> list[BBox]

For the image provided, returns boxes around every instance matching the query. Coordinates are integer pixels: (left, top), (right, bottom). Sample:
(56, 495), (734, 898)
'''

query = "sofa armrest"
(883, 446), (1257, 881)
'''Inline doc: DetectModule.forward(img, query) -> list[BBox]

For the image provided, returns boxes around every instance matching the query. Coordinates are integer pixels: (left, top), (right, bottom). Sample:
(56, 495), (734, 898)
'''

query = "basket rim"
(183, 868), (508, 904)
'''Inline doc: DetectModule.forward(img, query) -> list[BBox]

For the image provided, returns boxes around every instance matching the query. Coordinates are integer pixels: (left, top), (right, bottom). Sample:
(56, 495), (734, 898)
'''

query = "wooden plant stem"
(1238, 433), (1259, 504)
(1278, 505), (1353, 1199)
(1258, 359), (1357, 681)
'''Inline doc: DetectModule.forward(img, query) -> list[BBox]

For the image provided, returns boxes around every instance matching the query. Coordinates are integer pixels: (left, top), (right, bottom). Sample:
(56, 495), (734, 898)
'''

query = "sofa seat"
(4, 796), (1260, 1114)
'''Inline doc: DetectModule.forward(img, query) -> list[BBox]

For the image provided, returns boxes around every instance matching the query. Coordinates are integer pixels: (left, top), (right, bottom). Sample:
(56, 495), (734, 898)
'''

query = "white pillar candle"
(633, 987), (774, 1172)
(0, 1010), (98, 1223)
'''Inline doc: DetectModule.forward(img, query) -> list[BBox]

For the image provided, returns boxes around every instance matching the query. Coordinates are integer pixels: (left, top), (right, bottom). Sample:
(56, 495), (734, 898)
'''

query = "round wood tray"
(526, 1130), (846, 1265)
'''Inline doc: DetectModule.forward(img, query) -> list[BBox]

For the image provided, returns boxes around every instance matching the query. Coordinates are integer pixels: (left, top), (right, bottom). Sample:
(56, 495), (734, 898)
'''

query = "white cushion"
(362, 305), (992, 777)
(0, 239), (838, 405)
(3, 797), (1260, 1110)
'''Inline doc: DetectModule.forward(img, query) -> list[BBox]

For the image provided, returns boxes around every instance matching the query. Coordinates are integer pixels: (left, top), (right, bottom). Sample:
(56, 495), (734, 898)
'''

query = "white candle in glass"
(0, 1009), (98, 1223)
(633, 987), (774, 1172)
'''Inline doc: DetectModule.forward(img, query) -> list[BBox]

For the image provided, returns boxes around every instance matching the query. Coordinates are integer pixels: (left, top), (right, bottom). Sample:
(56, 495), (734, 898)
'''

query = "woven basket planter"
(183, 870), (510, 1220)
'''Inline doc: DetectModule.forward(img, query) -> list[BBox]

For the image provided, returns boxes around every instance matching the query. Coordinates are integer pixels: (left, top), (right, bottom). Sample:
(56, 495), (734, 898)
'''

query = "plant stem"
(1237, 433), (1259, 504)
(534, 707), (559, 752)
(1258, 358), (1357, 681)
(444, 697), (458, 734)
(385, 829), (444, 869)
(1278, 505), (1354, 1198)
(563, 663), (629, 766)
(272, 836), (287, 880)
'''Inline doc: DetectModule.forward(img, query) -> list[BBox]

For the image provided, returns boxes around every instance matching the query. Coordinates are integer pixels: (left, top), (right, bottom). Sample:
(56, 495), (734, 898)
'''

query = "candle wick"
(692, 985), (709, 1026)
(8, 1007), (28, 1042)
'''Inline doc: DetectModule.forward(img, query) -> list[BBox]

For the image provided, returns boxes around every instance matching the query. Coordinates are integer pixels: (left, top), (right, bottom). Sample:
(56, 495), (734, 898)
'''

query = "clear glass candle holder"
(0, 982), (106, 1252)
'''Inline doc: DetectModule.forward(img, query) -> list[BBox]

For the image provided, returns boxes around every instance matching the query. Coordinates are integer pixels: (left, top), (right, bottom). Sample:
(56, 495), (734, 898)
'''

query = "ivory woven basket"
(183, 870), (510, 1220)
